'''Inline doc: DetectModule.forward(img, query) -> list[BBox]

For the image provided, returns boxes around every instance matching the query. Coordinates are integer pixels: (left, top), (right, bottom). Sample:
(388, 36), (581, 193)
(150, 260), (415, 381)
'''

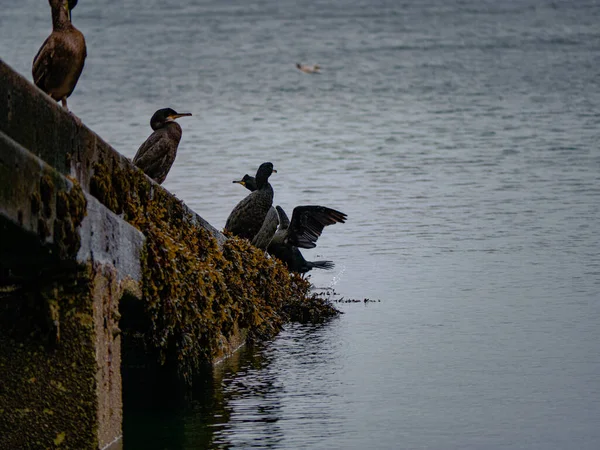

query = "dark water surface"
(2, 0), (600, 448)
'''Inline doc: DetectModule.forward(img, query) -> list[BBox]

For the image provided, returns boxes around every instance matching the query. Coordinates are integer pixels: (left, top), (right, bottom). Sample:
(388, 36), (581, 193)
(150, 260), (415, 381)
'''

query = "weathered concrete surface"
(83, 196), (144, 450)
(0, 58), (241, 449)
(0, 262), (135, 450)
(0, 125), (144, 449)
(0, 59), (224, 246)
(79, 195), (145, 287)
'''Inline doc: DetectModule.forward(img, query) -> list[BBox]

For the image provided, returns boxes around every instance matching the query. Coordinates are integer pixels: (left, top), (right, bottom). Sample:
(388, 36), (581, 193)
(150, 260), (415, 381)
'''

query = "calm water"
(2, 0), (600, 448)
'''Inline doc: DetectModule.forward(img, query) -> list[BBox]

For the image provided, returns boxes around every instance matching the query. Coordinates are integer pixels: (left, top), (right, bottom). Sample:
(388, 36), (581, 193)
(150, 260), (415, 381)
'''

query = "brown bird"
(32, 0), (86, 110)
(133, 108), (192, 184)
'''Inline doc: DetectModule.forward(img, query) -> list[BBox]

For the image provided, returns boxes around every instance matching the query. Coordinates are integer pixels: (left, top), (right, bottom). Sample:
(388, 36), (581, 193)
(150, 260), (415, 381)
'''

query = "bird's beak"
(232, 180), (245, 186)
(169, 113), (192, 120)
(272, 169), (278, 173)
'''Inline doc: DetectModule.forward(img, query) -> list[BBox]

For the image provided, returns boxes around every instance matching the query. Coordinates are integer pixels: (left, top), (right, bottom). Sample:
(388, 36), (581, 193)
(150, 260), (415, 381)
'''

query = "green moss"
(53, 180), (87, 260)
(54, 432), (66, 445)
(90, 159), (339, 379)
(28, 172), (87, 261)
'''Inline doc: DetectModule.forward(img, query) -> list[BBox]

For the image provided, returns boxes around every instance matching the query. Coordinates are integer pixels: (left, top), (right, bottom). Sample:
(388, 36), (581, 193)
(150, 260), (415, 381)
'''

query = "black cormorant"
(32, 0), (86, 110)
(268, 206), (337, 274)
(272, 204), (347, 249)
(270, 239), (335, 273)
(132, 108), (192, 184)
(233, 174), (275, 249)
(225, 163), (277, 241)
(232, 175), (347, 272)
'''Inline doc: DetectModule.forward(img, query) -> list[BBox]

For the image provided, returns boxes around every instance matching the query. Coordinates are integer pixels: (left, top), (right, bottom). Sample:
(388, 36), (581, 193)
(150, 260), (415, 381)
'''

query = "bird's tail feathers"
(308, 260), (335, 270)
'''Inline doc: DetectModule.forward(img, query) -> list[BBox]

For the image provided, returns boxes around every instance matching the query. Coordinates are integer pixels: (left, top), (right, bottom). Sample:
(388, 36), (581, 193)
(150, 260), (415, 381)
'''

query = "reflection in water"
(213, 322), (347, 449)
(123, 322), (341, 450)
(211, 345), (284, 449)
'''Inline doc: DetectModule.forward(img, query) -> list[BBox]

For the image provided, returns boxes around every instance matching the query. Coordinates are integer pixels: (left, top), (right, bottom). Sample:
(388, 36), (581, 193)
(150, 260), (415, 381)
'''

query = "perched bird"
(296, 63), (321, 74)
(132, 108), (192, 184)
(268, 206), (338, 274)
(225, 163), (277, 241)
(32, 0), (87, 110)
(271, 204), (347, 249)
(232, 175), (347, 272)
(233, 173), (276, 249)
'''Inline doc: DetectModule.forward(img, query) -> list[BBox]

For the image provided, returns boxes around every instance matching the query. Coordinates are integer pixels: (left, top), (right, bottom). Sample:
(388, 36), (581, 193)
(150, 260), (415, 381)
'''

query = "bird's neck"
(52, 5), (72, 31)
(166, 121), (183, 134)
(256, 182), (273, 195)
(152, 121), (182, 133)
(163, 122), (183, 142)
(256, 173), (272, 189)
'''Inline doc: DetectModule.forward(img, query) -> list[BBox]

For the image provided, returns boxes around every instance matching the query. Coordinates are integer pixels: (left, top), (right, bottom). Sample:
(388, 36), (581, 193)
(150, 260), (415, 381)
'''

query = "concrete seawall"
(1, 130), (140, 449)
(0, 59), (337, 449)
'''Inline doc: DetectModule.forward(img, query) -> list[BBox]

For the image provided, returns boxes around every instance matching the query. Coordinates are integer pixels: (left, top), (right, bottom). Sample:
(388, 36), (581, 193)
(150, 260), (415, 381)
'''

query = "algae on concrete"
(89, 159), (338, 379)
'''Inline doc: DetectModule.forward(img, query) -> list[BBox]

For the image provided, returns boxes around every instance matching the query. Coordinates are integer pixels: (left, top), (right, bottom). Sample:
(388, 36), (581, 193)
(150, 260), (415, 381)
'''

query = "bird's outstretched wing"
(285, 205), (347, 249)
